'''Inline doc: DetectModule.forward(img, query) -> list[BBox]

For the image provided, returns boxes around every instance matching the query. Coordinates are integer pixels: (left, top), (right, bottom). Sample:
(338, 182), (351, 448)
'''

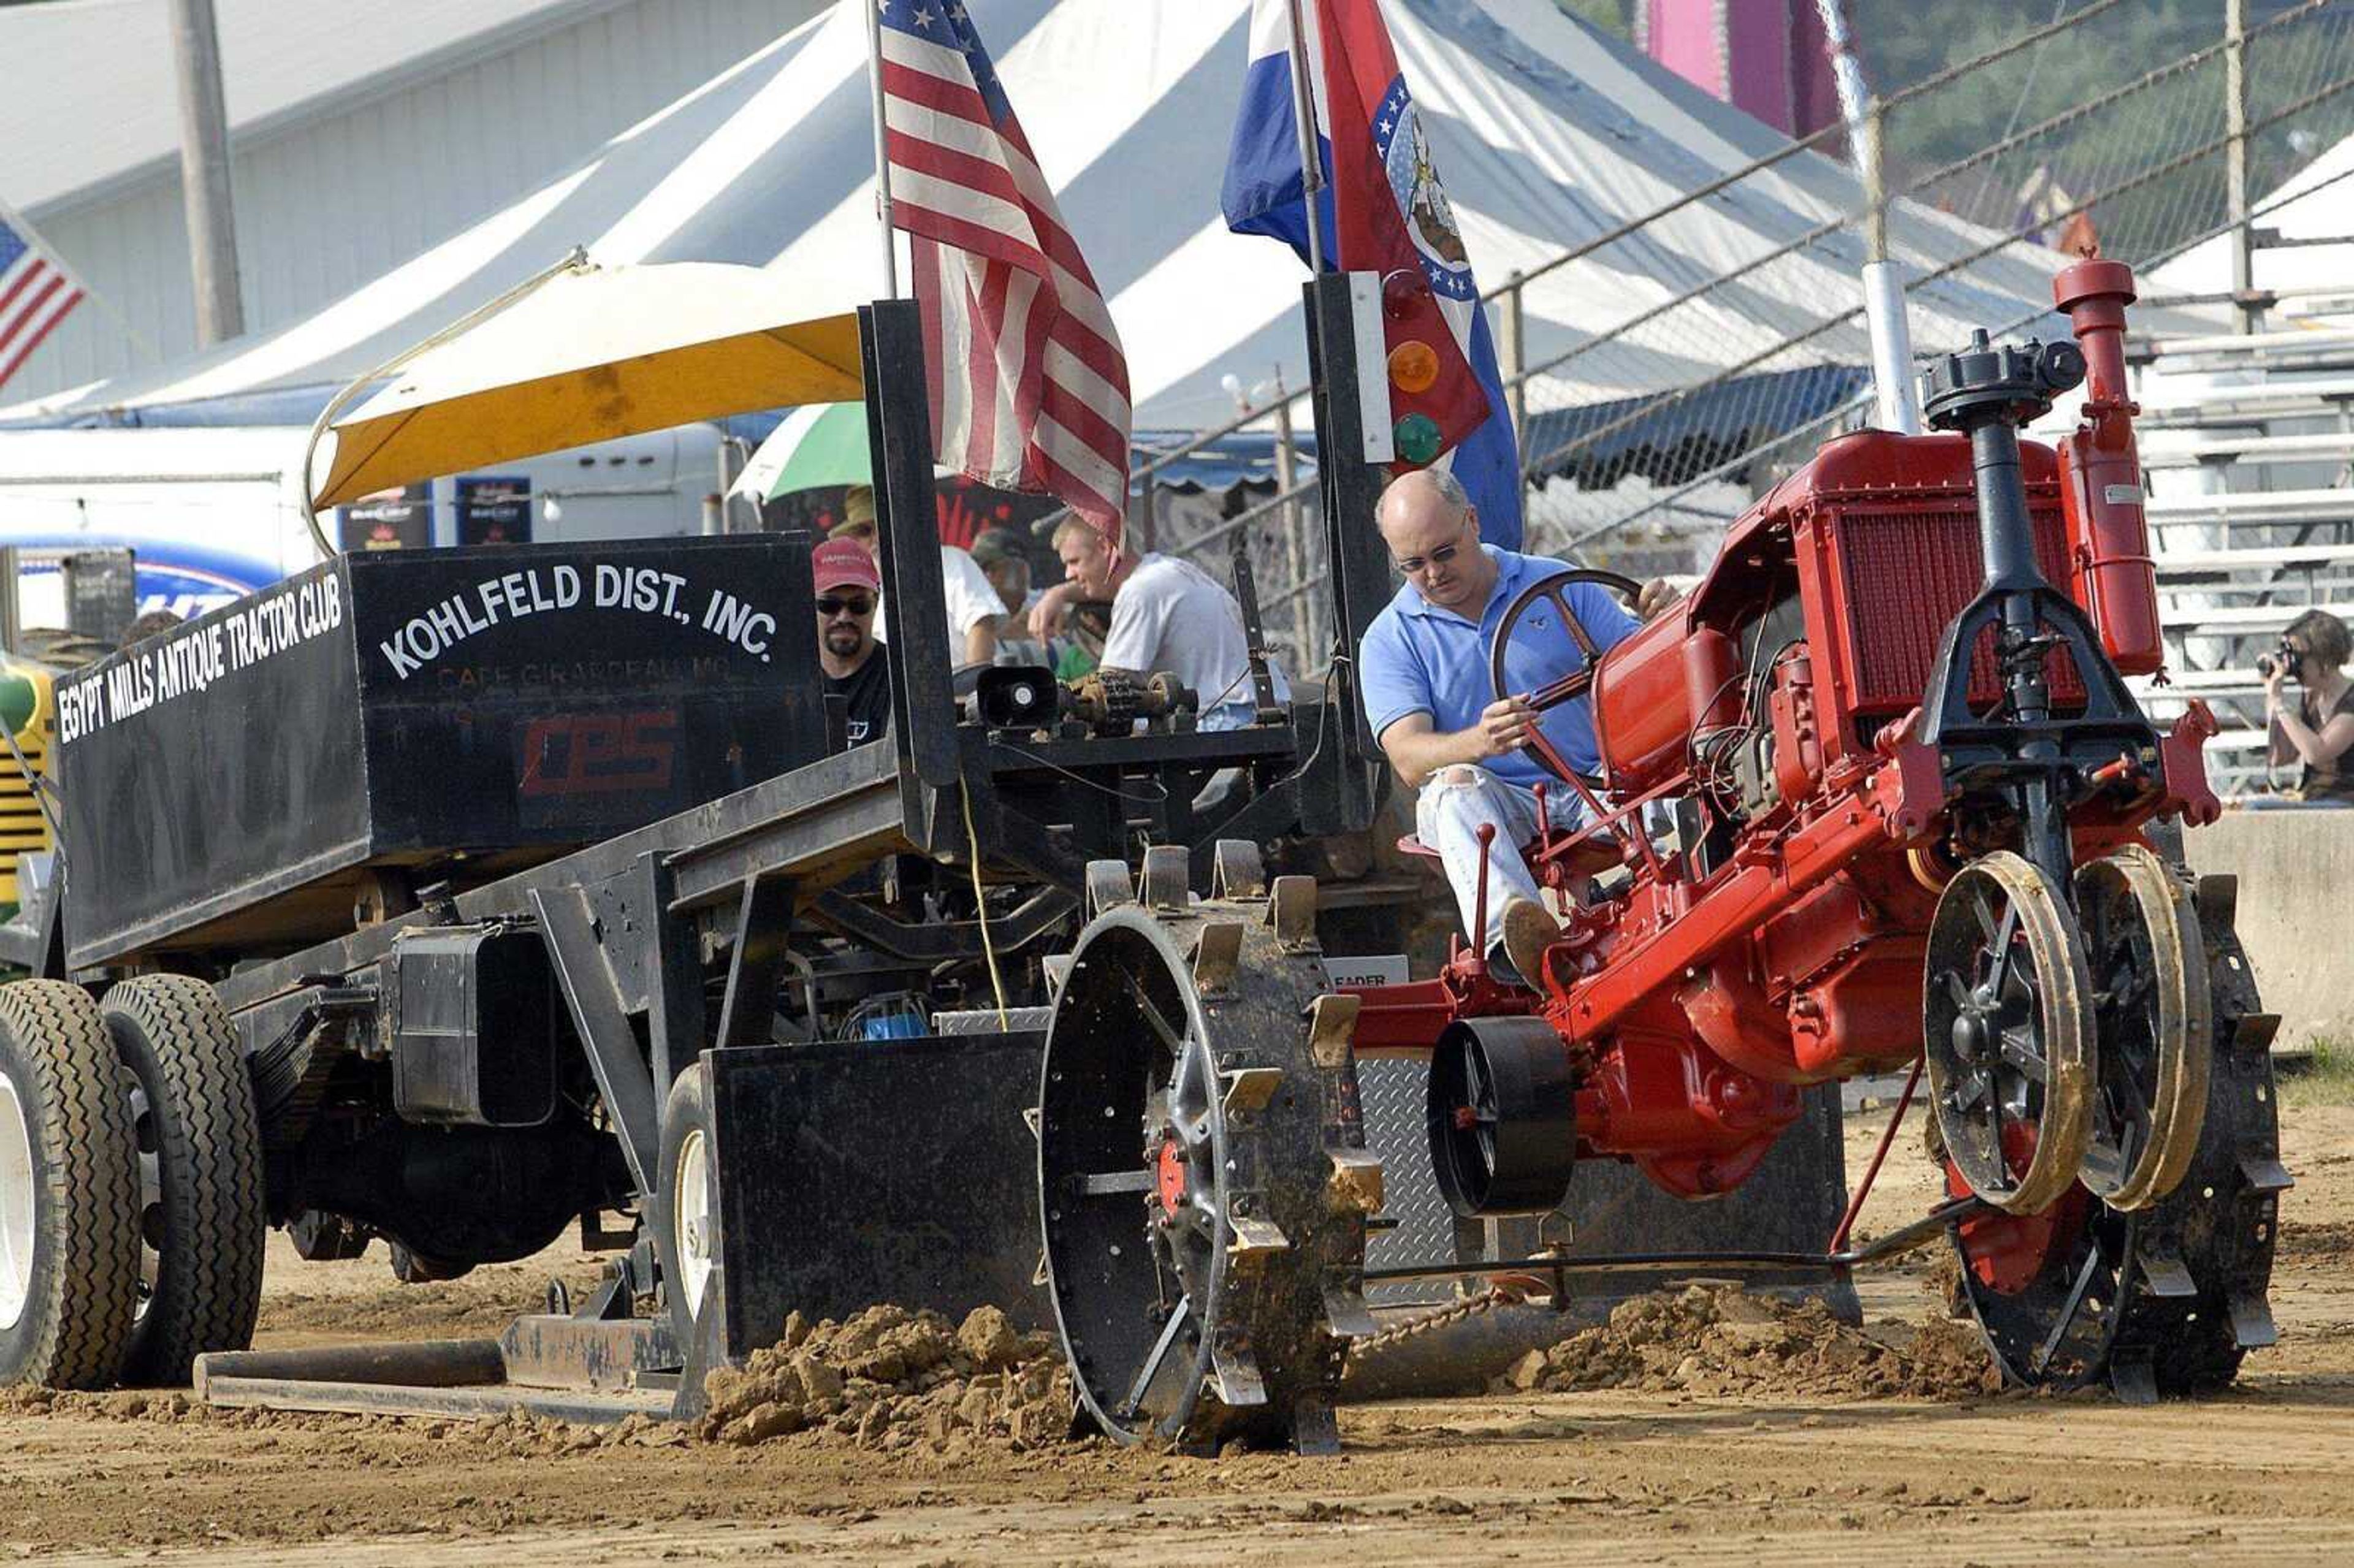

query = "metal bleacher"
(2141, 431), (2354, 470)
(2130, 295), (2354, 798)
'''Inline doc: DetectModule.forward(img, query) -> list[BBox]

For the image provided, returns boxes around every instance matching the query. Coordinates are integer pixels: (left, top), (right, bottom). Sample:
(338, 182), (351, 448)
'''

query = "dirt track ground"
(2, 1102), (2349, 1565)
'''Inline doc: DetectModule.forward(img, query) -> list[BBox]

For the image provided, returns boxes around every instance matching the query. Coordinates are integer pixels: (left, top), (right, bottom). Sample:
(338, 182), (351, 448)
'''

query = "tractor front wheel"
(1948, 878), (2284, 1398)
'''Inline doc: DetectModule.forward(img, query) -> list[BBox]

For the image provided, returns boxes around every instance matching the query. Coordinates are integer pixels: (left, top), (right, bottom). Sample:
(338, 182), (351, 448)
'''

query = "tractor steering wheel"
(1487, 568), (1643, 786)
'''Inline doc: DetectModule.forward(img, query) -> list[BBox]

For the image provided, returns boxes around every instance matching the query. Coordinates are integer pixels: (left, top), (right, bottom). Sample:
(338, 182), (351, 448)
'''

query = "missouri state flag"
(1221, 0), (1522, 549)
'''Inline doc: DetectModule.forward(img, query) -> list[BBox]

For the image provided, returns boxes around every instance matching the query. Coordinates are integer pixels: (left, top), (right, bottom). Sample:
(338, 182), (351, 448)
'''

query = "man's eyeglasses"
(1390, 515), (1477, 579)
(818, 594), (875, 618)
(1395, 541), (1461, 576)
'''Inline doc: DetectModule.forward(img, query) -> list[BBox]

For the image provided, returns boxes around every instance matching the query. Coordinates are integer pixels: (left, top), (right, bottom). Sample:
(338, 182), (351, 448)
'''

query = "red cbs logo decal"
(518, 710), (679, 797)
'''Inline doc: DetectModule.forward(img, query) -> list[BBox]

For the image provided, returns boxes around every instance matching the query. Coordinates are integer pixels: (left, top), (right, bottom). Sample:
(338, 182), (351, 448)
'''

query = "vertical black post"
(634, 851), (705, 1098)
(1227, 535), (1284, 723)
(1298, 273), (1390, 837)
(859, 302), (959, 793)
(714, 872), (797, 1051)
(1968, 421), (2043, 598)
(1965, 420), (2054, 726)
(1958, 407), (2067, 885)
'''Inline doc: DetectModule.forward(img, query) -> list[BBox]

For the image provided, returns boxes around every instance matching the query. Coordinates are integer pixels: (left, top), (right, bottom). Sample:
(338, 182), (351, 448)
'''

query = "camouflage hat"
(969, 527), (1028, 570)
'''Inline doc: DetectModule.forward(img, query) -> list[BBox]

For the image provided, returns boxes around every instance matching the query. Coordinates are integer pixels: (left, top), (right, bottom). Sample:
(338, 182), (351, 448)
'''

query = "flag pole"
(1284, 0), (1325, 273)
(864, 1), (901, 297)
(1812, 0), (1918, 434)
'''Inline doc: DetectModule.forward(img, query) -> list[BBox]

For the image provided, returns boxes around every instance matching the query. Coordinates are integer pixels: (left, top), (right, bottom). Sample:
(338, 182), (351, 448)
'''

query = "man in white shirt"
(1029, 517), (1284, 731)
(832, 485), (1000, 667)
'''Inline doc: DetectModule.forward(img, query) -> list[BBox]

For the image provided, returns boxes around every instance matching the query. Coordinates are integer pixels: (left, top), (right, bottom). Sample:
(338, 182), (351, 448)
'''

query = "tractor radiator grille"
(1832, 499), (2085, 715)
(0, 734), (48, 850)
(0, 718), (50, 907)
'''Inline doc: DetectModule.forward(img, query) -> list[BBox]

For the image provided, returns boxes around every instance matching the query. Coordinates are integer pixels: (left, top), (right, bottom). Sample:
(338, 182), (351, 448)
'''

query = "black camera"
(2257, 639), (2299, 681)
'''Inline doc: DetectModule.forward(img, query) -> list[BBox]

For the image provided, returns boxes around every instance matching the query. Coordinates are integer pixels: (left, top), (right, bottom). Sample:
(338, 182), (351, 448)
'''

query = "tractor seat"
(1396, 831), (1625, 878)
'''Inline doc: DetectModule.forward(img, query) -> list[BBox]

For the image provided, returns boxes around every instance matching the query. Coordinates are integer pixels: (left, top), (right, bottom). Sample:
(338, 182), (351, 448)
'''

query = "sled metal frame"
(207, 286), (1387, 1020)
(166, 284), (1388, 1421)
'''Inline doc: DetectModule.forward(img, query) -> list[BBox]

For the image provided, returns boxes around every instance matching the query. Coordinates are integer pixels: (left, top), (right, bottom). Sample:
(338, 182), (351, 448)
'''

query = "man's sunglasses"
(818, 594), (875, 618)
(1391, 514), (1478, 577)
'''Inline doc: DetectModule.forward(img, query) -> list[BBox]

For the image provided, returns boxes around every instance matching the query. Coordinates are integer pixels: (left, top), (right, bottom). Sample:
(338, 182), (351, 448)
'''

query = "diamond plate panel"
(932, 1006), (1054, 1035)
(1357, 1057), (1857, 1312)
(1358, 1057), (1463, 1306)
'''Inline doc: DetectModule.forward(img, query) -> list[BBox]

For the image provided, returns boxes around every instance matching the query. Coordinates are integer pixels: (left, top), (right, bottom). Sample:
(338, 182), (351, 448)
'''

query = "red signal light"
(1381, 268), (1427, 322)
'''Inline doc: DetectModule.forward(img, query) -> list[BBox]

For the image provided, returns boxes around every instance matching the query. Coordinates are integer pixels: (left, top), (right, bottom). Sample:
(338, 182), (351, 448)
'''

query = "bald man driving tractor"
(1358, 469), (1677, 983)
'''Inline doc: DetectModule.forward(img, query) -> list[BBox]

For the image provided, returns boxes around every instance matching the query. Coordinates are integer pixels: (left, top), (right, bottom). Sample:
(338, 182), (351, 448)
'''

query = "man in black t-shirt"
(813, 536), (891, 750)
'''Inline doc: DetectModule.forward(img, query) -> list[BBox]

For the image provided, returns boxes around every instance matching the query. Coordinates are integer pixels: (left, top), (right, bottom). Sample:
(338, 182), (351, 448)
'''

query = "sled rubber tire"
(0, 980), (142, 1389)
(102, 975), (267, 1387)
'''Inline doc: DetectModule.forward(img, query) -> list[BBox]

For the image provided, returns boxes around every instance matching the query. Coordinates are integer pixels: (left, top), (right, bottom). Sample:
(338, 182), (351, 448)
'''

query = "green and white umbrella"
(730, 402), (872, 501)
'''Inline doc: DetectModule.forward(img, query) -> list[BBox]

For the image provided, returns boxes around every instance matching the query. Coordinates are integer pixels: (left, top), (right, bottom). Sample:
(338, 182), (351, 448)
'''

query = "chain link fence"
(1146, 1), (2354, 684)
(1526, 0), (2354, 562)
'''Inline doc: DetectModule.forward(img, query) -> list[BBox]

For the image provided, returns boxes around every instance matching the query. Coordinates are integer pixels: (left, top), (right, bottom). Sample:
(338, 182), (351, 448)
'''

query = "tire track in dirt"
(0, 1104), (2345, 1564)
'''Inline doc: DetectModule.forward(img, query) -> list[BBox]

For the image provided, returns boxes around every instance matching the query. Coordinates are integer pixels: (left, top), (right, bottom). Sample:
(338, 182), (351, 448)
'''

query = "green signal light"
(1393, 412), (1443, 467)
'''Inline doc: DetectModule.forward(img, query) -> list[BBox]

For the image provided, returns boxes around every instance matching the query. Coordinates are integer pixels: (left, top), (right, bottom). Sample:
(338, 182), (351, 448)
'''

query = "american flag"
(0, 207), (83, 393)
(875, 0), (1132, 541)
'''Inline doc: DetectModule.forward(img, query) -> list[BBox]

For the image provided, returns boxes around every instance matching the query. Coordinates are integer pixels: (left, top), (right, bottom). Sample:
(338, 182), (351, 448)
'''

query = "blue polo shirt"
(1358, 546), (1639, 787)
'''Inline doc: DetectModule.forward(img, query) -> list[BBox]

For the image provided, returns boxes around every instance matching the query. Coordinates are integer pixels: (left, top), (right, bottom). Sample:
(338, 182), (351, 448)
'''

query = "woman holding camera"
(2264, 607), (2354, 804)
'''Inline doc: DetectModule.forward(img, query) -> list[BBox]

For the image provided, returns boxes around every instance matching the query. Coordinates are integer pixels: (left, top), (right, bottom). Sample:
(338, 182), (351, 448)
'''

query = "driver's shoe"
(1499, 897), (1561, 989)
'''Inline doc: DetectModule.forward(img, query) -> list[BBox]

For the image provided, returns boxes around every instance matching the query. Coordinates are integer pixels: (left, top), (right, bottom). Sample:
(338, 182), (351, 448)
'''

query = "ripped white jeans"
(1414, 764), (1593, 965)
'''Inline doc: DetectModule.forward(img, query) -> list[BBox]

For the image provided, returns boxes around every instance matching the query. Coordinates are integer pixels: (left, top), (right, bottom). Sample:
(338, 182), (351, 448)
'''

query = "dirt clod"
(696, 1304), (1076, 1453)
(721, 1402), (805, 1445)
(957, 1304), (1023, 1369)
(1514, 1285), (2002, 1401)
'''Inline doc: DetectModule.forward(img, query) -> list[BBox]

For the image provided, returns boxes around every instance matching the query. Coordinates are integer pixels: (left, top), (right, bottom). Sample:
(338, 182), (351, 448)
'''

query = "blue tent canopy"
(1521, 363), (1872, 490)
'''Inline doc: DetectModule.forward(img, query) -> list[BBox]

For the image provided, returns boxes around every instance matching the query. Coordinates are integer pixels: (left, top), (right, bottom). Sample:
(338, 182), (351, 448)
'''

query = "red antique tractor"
(1346, 254), (2283, 1399)
(1035, 257), (2285, 1453)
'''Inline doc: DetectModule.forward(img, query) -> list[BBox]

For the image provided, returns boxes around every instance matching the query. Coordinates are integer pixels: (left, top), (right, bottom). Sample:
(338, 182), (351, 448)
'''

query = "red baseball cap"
(813, 536), (882, 596)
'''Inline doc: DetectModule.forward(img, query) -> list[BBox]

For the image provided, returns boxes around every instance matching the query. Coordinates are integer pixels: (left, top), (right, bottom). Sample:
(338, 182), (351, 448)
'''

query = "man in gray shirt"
(1027, 517), (1284, 729)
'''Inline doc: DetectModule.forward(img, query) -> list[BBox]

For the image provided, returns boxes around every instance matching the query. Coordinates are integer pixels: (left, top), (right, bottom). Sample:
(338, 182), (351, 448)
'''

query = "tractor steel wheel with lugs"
(1923, 851), (2097, 1216)
(2073, 844), (2212, 1212)
(1948, 875), (2285, 1399)
(1037, 851), (1379, 1454)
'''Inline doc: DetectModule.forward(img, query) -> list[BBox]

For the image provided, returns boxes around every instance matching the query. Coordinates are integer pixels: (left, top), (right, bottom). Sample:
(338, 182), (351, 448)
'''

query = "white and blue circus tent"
(4, 0), (2085, 473)
(2154, 129), (2354, 304)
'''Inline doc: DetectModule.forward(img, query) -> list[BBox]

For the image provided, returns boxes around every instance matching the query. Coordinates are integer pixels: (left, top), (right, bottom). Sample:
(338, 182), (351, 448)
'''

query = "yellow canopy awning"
(309, 261), (869, 509)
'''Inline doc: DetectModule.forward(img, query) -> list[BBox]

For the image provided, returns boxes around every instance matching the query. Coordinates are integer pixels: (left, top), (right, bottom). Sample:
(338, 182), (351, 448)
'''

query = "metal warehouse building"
(0, 0), (825, 402)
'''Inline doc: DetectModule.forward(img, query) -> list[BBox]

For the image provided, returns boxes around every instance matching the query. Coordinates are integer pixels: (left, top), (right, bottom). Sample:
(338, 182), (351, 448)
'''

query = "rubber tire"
(655, 1060), (719, 1345)
(0, 980), (141, 1388)
(101, 975), (266, 1387)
